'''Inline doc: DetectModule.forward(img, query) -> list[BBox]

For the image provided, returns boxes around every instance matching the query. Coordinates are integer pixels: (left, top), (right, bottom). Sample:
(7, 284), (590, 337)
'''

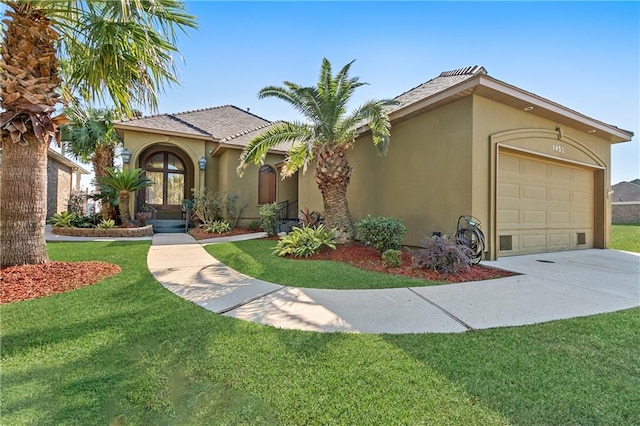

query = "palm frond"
(280, 142), (313, 178)
(237, 121), (313, 176)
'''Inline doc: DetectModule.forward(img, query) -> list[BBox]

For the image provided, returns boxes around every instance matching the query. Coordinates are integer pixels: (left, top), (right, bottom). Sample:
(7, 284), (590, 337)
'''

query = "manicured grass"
(1, 241), (639, 424)
(611, 224), (640, 253)
(205, 239), (438, 289)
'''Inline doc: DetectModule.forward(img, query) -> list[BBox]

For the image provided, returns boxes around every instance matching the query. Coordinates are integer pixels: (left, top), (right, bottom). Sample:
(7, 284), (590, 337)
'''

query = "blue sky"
(154, 1), (639, 184)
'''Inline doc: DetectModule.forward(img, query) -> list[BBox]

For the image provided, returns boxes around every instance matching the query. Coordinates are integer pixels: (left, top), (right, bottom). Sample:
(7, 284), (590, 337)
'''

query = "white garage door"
(497, 152), (594, 256)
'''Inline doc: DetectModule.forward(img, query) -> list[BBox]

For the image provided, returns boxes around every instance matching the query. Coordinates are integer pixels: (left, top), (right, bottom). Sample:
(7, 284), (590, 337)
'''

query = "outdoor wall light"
(198, 156), (207, 170)
(121, 148), (131, 164)
(524, 106), (534, 111)
(587, 129), (596, 134)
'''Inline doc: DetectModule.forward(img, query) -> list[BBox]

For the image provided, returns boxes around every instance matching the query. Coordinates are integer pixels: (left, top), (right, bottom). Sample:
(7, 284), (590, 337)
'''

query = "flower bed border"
(52, 225), (153, 238)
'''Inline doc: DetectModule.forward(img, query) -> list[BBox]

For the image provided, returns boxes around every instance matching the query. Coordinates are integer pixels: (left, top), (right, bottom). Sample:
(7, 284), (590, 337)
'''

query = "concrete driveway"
(148, 233), (640, 334)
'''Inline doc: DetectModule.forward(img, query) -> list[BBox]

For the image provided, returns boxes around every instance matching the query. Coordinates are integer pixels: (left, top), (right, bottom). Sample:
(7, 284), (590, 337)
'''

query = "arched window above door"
(258, 165), (276, 204)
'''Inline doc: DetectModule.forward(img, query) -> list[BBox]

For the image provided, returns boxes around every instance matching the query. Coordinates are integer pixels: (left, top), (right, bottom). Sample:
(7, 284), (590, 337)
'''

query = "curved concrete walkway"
(147, 233), (640, 334)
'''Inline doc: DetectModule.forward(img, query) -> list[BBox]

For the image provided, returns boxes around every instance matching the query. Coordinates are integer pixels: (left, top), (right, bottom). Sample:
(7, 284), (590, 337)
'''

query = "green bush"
(273, 225), (337, 258)
(356, 216), (407, 252)
(97, 219), (116, 229)
(247, 220), (262, 231)
(224, 194), (248, 229)
(412, 236), (472, 275)
(382, 249), (403, 268)
(259, 202), (280, 236)
(204, 220), (232, 234)
(48, 211), (77, 227)
(192, 189), (224, 224)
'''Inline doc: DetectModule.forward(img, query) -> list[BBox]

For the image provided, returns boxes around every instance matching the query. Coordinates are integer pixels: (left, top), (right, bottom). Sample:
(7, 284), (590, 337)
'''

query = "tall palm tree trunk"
(315, 146), (354, 243)
(0, 134), (49, 265)
(93, 145), (115, 220)
(1, 3), (60, 267)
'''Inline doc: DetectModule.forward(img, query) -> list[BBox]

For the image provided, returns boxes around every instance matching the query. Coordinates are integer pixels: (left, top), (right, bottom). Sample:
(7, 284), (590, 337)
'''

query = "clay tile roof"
(116, 105), (271, 140)
(388, 65), (487, 113)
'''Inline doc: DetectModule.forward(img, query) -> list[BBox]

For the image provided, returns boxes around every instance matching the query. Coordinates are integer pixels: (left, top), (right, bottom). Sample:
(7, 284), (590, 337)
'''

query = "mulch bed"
(299, 243), (515, 283)
(0, 238), (514, 305)
(189, 227), (260, 240)
(0, 262), (121, 305)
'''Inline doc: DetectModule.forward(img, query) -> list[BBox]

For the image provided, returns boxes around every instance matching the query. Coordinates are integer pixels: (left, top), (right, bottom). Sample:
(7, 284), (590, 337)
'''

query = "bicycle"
(454, 215), (485, 265)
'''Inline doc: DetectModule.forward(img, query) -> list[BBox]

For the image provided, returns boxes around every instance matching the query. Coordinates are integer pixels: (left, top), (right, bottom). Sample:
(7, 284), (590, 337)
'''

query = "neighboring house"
(611, 180), (640, 224)
(298, 66), (633, 259)
(116, 66), (634, 260)
(114, 105), (297, 221)
(46, 149), (89, 218)
(0, 147), (89, 219)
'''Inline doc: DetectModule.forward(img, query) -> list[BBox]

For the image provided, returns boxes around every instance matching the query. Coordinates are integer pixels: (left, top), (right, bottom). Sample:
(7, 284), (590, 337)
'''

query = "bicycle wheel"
(455, 226), (484, 264)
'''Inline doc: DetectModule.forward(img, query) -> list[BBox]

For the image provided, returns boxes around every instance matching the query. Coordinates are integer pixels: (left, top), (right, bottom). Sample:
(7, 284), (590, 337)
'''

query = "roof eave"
(114, 123), (217, 142)
(47, 149), (90, 174)
(368, 74), (633, 144)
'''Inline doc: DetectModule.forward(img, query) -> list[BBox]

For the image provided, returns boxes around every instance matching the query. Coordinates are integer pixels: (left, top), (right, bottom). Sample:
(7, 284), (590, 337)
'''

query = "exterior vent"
(577, 232), (586, 245)
(439, 66), (487, 77)
(500, 235), (513, 251)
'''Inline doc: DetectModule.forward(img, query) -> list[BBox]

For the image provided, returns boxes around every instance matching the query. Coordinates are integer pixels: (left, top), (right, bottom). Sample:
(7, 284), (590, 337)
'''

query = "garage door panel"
(548, 232), (572, 249)
(498, 152), (594, 257)
(521, 233), (547, 252)
(522, 185), (546, 200)
(522, 160), (546, 177)
(548, 211), (571, 225)
(522, 210), (546, 226)
(549, 188), (570, 202)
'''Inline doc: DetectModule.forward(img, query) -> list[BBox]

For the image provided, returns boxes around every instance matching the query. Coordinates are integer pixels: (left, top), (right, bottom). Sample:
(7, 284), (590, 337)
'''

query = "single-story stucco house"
(114, 105), (297, 221)
(116, 66), (634, 260)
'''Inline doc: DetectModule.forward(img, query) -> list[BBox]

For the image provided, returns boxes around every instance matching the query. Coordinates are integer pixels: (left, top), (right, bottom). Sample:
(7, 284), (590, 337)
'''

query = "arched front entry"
(139, 146), (194, 219)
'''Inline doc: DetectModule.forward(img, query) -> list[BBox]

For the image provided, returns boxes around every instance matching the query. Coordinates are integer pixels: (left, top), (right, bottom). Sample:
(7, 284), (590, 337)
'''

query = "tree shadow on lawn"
(382, 307), (640, 425)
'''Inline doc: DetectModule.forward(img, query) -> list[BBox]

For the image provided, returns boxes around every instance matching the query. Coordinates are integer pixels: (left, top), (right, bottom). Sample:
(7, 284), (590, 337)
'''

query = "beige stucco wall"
(219, 150), (297, 221)
(298, 97), (475, 247)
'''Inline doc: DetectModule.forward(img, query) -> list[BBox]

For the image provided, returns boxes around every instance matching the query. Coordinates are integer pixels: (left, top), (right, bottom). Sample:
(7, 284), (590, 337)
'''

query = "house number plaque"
(552, 144), (565, 154)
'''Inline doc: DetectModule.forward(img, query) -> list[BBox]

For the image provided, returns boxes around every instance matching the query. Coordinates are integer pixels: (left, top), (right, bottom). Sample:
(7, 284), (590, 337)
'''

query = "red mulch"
(189, 227), (260, 240)
(0, 262), (121, 305)
(299, 244), (515, 283)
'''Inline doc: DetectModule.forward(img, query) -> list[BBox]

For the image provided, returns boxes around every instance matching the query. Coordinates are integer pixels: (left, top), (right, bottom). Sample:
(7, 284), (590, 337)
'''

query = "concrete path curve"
(147, 233), (640, 334)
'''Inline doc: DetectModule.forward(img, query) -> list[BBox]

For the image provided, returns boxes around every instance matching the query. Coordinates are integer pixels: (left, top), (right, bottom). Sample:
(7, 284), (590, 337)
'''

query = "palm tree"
(60, 106), (121, 219)
(99, 168), (152, 227)
(0, 1), (196, 266)
(238, 58), (395, 243)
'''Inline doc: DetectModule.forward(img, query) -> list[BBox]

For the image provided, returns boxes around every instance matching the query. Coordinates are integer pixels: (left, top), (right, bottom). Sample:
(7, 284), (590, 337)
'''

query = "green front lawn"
(611, 224), (640, 253)
(1, 241), (639, 424)
(205, 239), (436, 289)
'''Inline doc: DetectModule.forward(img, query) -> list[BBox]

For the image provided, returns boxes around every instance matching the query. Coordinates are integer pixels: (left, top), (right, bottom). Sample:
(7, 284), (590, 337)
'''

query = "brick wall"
(47, 159), (72, 218)
(612, 202), (640, 224)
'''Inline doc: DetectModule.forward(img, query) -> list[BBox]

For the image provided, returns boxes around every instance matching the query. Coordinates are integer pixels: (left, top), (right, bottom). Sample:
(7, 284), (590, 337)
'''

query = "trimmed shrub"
(259, 202), (280, 236)
(382, 249), (403, 268)
(412, 235), (472, 275)
(97, 219), (116, 229)
(192, 189), (224, 224)
(273, 225), (336, 258)
(47, 211), (77, 227)
(356, 216), (407, 252)
(204, 220), (232, 234)
(247, 220), (262, 231)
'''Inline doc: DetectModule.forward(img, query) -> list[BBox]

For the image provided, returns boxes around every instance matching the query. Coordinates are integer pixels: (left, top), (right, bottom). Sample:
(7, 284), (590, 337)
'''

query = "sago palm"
(0, 1), (196, 266)
(238, 58), (395, 243)
(99, 168), (152, 227)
